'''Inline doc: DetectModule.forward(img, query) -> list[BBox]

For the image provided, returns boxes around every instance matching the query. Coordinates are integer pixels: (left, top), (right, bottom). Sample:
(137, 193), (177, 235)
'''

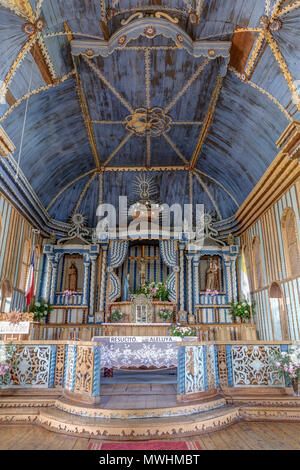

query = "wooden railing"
(31, 323), (102, 341)
(181, 323), (257, 341)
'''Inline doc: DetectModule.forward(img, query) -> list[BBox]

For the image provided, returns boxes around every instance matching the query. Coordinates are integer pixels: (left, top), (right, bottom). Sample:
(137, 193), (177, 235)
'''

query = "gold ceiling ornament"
(277, 0), (300, 17)
(244, 31), (264, 76)
(125, 107), (172, 137)
(121, 11), (178, 26)
(2, 0), (35, 22)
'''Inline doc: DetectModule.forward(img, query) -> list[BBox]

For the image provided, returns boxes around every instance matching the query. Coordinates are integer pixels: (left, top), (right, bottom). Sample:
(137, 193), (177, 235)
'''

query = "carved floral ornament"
(125, 107), (172, 137)
(71, 18), (231, 75)
(22, 18), (44, 36)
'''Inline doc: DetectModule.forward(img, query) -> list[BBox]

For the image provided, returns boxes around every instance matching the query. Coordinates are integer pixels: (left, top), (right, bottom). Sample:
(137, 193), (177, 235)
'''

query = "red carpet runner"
(88, 441), (201, 450)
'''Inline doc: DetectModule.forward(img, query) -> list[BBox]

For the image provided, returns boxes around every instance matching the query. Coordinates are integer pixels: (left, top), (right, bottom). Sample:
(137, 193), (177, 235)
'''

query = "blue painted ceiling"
(0, 0), (299, 231)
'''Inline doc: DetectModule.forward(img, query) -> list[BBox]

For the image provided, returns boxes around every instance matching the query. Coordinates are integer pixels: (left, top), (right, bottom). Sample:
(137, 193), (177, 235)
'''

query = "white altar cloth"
(92, 336), (193, 369)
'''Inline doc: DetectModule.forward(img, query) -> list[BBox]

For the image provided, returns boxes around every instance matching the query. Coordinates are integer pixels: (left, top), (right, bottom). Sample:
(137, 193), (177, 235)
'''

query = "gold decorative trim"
(190, 74), (223, 169)
(244, 31), (265, 76)
(264, 30), (300, 111)
(229, 66), (292, 121)
(0, 71), (75, 123)
(278, 0), (300, 17)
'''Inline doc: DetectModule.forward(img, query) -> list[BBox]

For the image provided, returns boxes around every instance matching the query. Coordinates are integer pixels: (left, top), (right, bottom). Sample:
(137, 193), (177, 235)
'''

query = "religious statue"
(123, 273), (130, 301)
(68, 261), (78, 291)
(205, 258), (219, 291)
(139, 259), (146, 287)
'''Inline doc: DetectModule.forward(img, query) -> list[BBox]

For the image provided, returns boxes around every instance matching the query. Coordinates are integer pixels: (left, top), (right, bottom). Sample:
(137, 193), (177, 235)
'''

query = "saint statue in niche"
(68, 261), (78, 291)
(139, 259), (146, 287)
(205, 258), (219, 291)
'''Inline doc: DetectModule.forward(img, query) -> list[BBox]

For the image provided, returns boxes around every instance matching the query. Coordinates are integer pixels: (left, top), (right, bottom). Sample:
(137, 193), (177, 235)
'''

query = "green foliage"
(229, 300), (255, 322)
(158, 308), (174, 322)
(171, 325), (197, 338)
(110, 308), (123, 323)
(135, 280), (170, 300)
(0, 344), (19, 386)
(32, 299), (52, 321)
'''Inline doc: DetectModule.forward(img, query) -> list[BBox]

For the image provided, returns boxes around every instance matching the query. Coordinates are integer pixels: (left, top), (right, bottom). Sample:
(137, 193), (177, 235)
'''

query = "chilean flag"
(25, 252), (34, 307)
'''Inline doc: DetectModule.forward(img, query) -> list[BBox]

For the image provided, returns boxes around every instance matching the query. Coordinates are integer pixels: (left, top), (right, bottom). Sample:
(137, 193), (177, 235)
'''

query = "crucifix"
(128, 245), (160, 287)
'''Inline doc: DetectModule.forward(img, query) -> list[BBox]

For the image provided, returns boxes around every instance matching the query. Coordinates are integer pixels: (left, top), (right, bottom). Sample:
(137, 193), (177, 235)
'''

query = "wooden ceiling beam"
(189, 74), (223, 170)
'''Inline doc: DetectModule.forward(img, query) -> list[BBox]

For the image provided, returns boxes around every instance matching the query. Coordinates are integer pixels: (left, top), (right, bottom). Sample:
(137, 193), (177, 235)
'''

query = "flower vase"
(291, 379), (299, 397)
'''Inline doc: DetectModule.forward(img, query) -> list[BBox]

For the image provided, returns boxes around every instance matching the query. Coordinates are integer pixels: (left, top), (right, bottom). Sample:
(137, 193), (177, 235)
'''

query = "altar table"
(101, 323), (172, 337)
(92, 336), (193, 369)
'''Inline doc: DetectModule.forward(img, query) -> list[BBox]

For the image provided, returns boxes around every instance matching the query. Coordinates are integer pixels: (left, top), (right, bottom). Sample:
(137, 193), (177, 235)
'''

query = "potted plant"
(110, 308), (123, 323)
(171, 324), (197, 338)
(272, 345), (300, 396)
(158, 308), (173, 322)
(0, 344), (18, 386)
(32, 299), (52, 322)
(229, 300), (255, 323)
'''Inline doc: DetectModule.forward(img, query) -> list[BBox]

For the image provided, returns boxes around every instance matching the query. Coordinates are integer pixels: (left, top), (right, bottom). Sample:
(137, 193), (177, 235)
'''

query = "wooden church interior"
(0, 0), (300, 450)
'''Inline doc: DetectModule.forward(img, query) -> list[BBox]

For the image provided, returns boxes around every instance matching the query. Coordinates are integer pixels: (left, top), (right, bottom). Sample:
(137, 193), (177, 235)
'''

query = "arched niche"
(269, 281), (289, 341)
(57, 254), (84, 293)
(281, 207), (300, 278)
(251, 236), (263, 290)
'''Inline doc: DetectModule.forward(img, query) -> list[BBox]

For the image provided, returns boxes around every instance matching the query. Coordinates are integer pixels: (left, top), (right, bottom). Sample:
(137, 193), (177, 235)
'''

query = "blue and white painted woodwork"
(2, 1), (300, 237)
(177, 342), (289, 399)
(0, 193), (42, 311)
(42, 243), (99, 322)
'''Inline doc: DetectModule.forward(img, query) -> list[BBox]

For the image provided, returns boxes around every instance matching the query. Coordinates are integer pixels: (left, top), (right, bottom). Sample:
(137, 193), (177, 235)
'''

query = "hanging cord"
(15, 40), (37, 181)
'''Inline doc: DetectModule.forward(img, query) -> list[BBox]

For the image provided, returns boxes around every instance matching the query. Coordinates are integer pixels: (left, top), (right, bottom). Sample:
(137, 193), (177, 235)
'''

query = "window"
(252, 237), (263, 290)
(270, 282), (289, 341)
(281, 208), (300, 277)
(19, 239), (31, 292)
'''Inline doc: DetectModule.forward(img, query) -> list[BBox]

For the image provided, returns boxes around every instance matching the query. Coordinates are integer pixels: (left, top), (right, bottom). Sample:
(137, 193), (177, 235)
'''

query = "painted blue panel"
(2, 79), (95, 208)
(197, 71), (289, 208)
(0, 7), (28, 82)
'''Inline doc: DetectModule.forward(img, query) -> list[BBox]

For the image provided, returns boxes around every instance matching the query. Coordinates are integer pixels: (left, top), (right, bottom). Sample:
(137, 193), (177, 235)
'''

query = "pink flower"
(0, 363), (10, 377)
(275, 361), (281, 367)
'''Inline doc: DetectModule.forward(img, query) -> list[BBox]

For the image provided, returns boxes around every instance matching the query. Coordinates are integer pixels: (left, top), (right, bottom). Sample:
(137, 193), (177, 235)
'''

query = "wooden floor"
(0, 422), (300, 450)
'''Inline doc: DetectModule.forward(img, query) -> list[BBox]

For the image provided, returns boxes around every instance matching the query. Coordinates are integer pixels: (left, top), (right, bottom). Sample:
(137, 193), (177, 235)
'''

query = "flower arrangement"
(272, 345), (300, 396)
(206, 289), (219, 297)
(110, 308), (123, 323)
(32, 299), (52, 322)
(158, 308), (174, 322)
(229, 300), (255, 323)
(135, 280), (170, 301)
(62, 290), (77, 297)
(171, 324), (197, 338)
(0, 344), (18, 386)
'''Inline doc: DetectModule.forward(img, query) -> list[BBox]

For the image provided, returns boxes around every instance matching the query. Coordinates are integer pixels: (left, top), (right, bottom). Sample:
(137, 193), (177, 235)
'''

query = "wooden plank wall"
(240, 180), (300, 341)
(0, 192), (42, 311)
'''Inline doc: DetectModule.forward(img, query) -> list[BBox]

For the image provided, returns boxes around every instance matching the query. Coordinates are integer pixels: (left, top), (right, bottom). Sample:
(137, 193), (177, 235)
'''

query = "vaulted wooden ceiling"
(0, 0), (299, 230)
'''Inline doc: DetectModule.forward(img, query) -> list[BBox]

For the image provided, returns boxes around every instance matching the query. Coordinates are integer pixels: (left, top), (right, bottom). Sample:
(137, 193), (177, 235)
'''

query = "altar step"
(37, 404), (241, 440)
(55, 395), (226, 419)
(1, 395), (300, 440)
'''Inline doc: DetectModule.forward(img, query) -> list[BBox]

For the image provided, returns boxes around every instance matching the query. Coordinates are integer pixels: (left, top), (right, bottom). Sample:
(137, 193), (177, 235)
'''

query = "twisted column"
(186, 254), (193, 314)
(231, 257), (237, 301)
(44, 256), (52, 303)
(225, 260), (233, 303)
(82, 260), (90, 305)
(179, 243), (185, 312)
(49, 261), (58, 304)
(89, 258), (96, 314)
